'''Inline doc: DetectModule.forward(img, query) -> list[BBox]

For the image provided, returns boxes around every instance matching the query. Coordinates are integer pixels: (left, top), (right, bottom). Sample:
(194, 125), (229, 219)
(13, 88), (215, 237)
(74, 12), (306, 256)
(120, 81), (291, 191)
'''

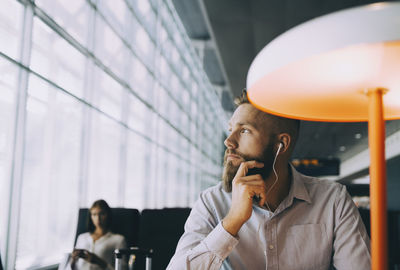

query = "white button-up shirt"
(75, 232), (126, 270)
(168, 166), (370, 270)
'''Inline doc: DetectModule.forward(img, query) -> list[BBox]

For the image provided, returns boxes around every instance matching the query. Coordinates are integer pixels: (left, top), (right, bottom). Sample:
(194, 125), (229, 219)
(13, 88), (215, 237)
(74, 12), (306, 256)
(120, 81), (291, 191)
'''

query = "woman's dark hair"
(87, 199), (112, 233)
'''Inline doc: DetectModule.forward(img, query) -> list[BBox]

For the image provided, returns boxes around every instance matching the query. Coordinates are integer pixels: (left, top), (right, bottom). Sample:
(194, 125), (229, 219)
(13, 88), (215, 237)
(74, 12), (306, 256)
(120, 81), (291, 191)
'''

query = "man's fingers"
(236, 160), (264, 177)
(231, 160), (267, 207)
(236, 180), (265, 187)
(246, 160), (265, 168)
(258, 192), (267, 207)
(236, 182), (266, 197)
(240, 175), (264, 181)
(245, 188), (267, 207)
(234, 175), (266, 196)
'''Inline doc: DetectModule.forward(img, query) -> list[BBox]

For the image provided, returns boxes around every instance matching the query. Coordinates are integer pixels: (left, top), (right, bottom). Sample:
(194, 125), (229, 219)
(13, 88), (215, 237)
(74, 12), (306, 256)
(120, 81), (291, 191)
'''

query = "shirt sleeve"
(167, 192), (239, 270)
(74, 233), (87, 249)
(73, 234), (90, 270)
(332, 185), (371, 270)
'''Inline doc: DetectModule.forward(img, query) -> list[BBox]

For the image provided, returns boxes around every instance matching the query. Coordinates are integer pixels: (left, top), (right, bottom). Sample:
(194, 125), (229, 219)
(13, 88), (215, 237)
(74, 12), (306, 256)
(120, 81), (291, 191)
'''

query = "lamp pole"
(367, 88), (388, 270)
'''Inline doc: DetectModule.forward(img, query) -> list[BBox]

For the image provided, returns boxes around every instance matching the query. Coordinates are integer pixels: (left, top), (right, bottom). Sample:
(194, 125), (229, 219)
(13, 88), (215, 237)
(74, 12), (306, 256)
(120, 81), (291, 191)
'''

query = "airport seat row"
(74, 207), (191, 270)
(1, 207), (397, 269)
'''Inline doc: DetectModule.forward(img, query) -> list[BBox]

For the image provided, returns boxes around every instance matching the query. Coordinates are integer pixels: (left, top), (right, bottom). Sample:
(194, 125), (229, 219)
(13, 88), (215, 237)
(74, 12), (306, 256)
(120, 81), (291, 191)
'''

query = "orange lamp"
(246, 2), (400, 270)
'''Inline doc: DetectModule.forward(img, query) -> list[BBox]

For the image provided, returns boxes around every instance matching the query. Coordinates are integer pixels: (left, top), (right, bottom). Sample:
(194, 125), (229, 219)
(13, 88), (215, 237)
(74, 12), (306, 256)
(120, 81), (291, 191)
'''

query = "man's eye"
(241, 129), (249, 134)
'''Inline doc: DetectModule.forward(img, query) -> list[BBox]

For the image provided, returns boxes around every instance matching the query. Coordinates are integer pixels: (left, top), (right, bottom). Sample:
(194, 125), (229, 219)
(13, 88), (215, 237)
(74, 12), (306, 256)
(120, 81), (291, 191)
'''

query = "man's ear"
(277, 133), (291, 154)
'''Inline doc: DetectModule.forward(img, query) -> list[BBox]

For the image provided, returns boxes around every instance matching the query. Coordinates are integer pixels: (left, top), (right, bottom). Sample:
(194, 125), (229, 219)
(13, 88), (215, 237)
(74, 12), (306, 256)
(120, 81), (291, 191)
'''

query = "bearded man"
(168, 91), (370, 270)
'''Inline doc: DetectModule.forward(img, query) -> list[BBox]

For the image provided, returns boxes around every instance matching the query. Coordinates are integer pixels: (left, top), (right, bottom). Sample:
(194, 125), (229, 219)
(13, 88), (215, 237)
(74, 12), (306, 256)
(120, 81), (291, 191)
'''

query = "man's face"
(222, 104), (276, 192)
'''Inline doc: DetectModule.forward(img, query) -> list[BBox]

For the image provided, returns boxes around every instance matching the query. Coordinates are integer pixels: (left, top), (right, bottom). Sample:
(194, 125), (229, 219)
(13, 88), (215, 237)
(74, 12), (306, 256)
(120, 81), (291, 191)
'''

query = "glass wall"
(0, 0), (227, 269)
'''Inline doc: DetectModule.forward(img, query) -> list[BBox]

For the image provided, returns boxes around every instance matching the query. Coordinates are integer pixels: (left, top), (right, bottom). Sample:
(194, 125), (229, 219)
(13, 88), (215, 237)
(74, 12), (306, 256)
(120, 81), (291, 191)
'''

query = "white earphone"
(277, 142), (283, 156)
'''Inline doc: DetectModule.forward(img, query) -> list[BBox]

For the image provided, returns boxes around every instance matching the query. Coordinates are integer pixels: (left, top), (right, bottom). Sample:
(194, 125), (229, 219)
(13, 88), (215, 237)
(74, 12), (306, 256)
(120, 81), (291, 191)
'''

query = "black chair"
(136, 208), (191, 270)
(357, 208), (400, 270)
(388, 211), (400, 270)
(74, 208), (140, 248)
(358, 207), (370, 237)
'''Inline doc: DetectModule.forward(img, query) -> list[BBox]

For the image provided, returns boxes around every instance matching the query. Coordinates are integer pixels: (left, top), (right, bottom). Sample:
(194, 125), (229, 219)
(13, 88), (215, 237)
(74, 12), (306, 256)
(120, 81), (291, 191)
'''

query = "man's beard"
(222, 143), (275, 192)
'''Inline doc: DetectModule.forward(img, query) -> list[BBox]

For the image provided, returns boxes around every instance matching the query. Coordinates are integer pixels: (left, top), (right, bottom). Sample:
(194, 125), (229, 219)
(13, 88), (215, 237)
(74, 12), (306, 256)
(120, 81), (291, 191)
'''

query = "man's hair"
(235, 89), (300, 149)
(233, 89), (251, 106)
(87, 199), (112, 233)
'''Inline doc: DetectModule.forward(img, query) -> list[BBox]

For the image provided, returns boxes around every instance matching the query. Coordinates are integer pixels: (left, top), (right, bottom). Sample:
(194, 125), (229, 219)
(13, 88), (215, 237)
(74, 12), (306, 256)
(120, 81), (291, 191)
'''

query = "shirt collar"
(263, 164), (312, 215)
(288, 164), (312, 205)
(92, 231), (112, 243)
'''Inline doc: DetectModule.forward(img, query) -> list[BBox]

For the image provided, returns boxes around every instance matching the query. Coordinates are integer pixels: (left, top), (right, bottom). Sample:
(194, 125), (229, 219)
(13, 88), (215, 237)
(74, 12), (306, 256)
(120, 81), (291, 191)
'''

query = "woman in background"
(71, 199), (127, 270)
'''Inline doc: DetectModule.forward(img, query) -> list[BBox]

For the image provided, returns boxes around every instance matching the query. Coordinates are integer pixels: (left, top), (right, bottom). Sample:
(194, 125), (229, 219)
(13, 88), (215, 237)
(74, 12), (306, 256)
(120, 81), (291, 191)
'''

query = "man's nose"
(224, 133), (237, 149)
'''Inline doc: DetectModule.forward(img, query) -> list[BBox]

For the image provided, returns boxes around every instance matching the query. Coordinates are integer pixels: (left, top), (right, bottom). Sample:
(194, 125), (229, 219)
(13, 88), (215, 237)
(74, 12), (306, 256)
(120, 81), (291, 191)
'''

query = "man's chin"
(222, 163), (240, 192)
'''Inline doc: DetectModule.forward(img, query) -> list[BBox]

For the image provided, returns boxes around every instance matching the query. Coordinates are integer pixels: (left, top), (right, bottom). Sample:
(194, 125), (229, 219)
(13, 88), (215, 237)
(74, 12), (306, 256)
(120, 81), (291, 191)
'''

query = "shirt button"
(269, 245), (274, 250)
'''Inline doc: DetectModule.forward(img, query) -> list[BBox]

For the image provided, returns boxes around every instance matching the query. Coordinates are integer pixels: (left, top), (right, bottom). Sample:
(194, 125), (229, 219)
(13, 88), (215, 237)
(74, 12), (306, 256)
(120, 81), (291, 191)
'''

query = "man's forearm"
(167, 222), (239, 270)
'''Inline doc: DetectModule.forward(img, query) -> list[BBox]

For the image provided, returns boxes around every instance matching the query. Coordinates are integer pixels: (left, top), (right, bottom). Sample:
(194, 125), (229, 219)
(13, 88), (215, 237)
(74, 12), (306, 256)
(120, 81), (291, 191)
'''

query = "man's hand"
(222, 161), (266, 236)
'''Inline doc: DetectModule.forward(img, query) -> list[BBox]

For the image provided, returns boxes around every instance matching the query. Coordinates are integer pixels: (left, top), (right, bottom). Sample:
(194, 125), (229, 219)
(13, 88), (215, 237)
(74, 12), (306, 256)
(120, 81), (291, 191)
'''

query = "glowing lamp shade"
(247, 2), (400, 122)
(246, 2), (400, 270)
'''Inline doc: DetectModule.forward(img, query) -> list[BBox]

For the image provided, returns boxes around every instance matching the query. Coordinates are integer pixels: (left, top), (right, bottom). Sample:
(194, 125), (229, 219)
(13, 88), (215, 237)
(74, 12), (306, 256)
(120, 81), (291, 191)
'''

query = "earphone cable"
(264, 144), (281, 212)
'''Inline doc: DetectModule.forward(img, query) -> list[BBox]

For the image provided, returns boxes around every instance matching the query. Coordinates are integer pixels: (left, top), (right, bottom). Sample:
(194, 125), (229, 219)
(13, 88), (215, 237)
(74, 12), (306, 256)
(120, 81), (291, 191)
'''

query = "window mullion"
(5, 2), (34, 270)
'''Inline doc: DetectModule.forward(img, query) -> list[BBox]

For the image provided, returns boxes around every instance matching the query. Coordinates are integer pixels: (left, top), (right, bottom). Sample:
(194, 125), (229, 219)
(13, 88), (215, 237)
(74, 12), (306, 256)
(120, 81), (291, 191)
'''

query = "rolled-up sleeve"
(167, 192), (238, 270)
(332, 185), (371, 270)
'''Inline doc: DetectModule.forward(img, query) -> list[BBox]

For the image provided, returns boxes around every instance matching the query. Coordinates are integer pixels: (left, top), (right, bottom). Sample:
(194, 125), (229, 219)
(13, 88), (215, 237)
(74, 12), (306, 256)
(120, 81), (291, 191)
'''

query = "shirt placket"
(91, 238), (95, 253)
(265, 217), (278, 270)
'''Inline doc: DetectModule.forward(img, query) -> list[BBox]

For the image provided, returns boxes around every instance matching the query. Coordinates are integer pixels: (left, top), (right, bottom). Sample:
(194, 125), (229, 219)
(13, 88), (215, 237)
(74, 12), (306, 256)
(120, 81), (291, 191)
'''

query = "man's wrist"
(222, 216), (245, 236)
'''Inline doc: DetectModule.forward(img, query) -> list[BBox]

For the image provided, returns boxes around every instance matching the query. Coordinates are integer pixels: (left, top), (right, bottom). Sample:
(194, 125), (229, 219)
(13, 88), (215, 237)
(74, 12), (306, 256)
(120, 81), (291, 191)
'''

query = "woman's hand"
(71, 249), (83, 261)
(72, 249), (107, 269)
(71, 249), (84, 269)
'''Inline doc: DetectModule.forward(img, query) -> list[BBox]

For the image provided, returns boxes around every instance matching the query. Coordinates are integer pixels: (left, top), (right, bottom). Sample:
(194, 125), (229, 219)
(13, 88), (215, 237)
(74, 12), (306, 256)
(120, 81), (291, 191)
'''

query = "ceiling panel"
(172, 0), (400, 173)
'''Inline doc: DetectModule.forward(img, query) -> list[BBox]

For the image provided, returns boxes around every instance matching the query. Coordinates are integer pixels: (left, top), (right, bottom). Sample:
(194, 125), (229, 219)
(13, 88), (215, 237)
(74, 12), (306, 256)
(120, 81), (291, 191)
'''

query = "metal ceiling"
(171, 0), (400, 179)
